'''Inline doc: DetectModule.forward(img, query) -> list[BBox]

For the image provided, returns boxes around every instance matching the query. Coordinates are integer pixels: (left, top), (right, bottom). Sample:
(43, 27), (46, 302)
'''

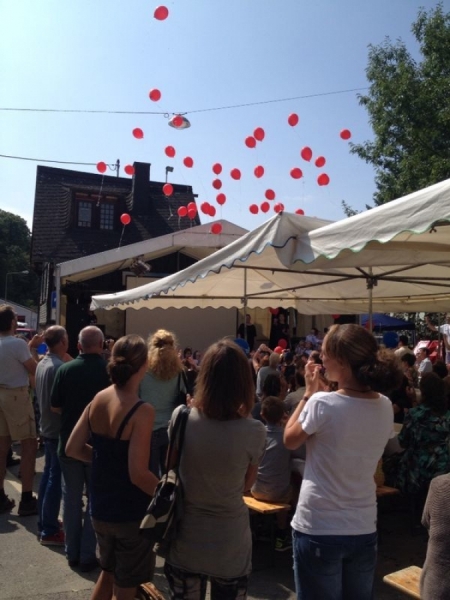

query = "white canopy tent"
(91, 178), (450, 315)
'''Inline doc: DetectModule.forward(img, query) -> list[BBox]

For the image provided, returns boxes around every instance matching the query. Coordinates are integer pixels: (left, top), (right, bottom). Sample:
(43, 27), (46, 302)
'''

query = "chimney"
(131, 162), (151, 214)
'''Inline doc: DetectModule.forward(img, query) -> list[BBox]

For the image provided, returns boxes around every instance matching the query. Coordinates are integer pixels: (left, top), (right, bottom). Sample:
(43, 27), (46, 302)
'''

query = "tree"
(0, 209), (38, 307)
(351, 4), (450, 206)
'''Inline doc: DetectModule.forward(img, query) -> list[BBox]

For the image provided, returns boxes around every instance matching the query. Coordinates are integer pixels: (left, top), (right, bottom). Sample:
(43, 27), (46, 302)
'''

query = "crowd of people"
(1, 302), (450, 599)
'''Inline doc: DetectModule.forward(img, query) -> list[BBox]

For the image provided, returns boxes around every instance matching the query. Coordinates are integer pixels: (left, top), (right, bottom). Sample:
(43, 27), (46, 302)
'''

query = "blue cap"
(234, 338), (250, 356)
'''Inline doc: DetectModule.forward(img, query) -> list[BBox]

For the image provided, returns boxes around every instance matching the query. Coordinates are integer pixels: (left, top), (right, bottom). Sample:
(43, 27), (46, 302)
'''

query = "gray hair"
(44, 325), (67, 349)
(78, 326), (104, 352)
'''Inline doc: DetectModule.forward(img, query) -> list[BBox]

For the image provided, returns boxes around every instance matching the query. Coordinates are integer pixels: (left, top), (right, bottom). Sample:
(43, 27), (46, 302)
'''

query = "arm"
(244, 463), (258, 492)
(128, 404), (160, 496)
(284, 362), (320, 450)
(66, 405), (93, 462)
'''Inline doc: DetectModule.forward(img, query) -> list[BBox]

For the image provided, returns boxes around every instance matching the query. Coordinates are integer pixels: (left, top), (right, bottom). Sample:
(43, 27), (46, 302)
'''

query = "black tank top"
(89, 401), (151, 522)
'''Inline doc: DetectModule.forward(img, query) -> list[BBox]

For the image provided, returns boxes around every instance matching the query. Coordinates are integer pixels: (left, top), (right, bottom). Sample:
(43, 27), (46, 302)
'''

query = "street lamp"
(4, 270), (29, 302)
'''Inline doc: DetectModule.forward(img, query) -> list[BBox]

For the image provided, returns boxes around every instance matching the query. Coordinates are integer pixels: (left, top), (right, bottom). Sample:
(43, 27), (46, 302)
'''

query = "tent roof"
(57, 219), (248, 283)
(91, 177), (450, 314)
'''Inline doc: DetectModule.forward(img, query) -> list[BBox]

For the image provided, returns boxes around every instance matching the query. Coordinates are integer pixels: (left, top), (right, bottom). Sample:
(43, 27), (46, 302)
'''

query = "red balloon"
(340, 129), (352, 140)
(187, 202), (197, 213)
(295, 208), (305, 215)
(124, 165), (135, 176)
(288, 113), (299, 127)
(172, 115), (183, 128)
(187, 208), (196, 220)
(209, 205), (216, 217)
(211, 223), (222, 235)
(165, 145), (176, 158)
(200, 202), (211, 214)
(163, 183), (173, 196)
(274, 345), (284, 354)
(212, 178), (222, 190)
(245, 136), (256, 148)
(249, 204), (259, 215)
(154, 5), (169, 20)
(183, 156), (194, 168)
(230, 168), (241, 180)
(315, 156), (326, 167)
(332, 314), (341, 320)
(254, 165), (264, 178)
(317, 173), (330, 186)
(277, 338), (287, 349)
(265, 189), (275, 200)
(120, 213), (131, 225)
(290, 167), (303, 179)
(149, 88), (161, 102)
(212, 163), (222, 175)
(132, 128), (144, 139)
(260, 201), (270, 213)
(216, 193), (226, 205)
(96, 162), (107, 174)
(177, 206), (188, 218)
(254, 127), (265, 141)
(300, 147), (313, 162)
(274, 203), (284, 213)
(269, 308), (279, 315)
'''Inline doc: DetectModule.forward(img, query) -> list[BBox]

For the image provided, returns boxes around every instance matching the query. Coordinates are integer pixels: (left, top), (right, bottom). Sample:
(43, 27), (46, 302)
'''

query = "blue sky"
(0, 0), (443, 231)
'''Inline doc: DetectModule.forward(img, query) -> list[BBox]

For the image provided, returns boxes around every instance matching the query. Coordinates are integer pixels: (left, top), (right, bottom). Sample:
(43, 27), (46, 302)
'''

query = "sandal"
(0, 495), (16, 513)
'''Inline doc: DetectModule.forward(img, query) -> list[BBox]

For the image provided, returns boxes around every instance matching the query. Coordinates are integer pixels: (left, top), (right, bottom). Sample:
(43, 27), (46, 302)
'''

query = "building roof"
(31, 164), (199, 267)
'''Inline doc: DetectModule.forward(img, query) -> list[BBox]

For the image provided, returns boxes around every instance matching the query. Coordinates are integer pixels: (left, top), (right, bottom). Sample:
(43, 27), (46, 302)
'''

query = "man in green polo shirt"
(51, 326), (110, 572)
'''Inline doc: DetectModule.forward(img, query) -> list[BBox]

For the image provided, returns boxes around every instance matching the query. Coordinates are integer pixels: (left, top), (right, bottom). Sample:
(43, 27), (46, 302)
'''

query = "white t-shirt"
(0, 335), (32, 388)
(291, 391), (394, 536)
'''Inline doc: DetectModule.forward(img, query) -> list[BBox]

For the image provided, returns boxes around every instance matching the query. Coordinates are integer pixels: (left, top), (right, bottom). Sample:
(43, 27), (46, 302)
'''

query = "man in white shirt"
(0, 305), (41, 515)
(394, 335), (415, 359)
(425, 314), (450, 365)
(416, 347), (433, 382)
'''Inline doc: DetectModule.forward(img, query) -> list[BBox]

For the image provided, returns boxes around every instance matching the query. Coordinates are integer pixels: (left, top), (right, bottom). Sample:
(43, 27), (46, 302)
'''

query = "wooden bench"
(243, 495), (291, 569)
(383, 566), (422, 599)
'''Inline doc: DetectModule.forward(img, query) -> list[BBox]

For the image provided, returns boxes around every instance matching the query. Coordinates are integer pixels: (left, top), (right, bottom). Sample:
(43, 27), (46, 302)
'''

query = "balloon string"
(96, 173), (105, 207)
(118, 225), (125, 248)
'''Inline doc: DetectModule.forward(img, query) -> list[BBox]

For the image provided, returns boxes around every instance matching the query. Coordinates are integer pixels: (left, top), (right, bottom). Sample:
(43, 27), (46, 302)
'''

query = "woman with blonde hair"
(164, 338), (266, 600)
(139, 329), (186, 478)
(284, 324), (402, 600)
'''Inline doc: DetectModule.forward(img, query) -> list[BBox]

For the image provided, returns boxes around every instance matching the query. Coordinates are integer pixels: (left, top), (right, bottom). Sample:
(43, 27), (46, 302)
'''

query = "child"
(251, 396), (292, 551)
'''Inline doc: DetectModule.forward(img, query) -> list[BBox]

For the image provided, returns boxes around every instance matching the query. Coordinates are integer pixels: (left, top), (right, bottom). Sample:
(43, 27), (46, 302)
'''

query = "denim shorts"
(92, 519), (155, 588)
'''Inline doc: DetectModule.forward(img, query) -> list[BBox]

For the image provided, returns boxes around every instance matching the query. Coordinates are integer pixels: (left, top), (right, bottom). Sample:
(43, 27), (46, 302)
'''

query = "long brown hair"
(194, 339), (255, 420)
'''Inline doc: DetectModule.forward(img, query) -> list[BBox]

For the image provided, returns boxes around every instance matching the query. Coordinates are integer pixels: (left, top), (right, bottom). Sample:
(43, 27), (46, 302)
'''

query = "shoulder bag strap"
(165, 406), (190, 473)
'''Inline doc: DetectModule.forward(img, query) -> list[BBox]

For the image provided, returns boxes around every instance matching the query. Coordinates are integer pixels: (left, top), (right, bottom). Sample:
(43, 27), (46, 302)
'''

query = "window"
(78, 201), (92, 227)
(75, 193), (118, 230)
(100, 203), (114, 230)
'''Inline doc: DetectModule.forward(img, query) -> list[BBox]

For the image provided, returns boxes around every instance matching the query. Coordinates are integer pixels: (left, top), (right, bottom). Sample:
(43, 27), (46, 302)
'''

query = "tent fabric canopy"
(91, 178), (450, 314)
(360, 314), (415, 331)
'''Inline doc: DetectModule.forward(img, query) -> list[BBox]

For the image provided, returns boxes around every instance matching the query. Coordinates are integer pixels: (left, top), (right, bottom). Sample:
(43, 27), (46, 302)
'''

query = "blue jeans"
(149, 427), (169, 478)
(59, 456), (97, 564)
(38, 438), (62, 537)
(292, 530), (377, 600)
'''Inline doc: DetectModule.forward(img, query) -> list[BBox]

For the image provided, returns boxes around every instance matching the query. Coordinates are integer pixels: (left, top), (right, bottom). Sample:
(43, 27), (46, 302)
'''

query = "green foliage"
(351, 4), (450, 206)
(0, 209), (38, 307)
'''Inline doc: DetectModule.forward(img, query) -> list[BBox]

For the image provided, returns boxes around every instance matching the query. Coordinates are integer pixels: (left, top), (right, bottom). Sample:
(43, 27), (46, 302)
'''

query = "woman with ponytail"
(66, 335), (159, 600)
(284, 324), (403, 600)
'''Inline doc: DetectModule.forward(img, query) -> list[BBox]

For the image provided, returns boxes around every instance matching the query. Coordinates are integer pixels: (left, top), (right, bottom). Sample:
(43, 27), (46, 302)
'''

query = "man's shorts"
(0, 386), (36, 440)
(92, 519), (155, 588)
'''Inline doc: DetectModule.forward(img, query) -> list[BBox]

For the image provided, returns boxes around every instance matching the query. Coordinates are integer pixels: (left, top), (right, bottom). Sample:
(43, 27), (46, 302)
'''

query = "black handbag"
(140, 405), (190, 556)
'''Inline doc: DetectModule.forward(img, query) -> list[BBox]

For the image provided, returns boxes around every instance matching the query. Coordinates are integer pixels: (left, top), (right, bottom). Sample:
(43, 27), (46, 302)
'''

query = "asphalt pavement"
(1, 445), (427, 599)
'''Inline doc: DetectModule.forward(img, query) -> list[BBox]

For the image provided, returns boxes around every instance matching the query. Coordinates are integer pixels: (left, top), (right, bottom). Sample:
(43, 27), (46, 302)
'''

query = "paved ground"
(1, 445), (427, 599)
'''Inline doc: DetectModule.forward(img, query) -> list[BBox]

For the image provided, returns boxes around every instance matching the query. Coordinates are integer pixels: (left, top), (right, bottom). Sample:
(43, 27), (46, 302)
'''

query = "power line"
(0, 87), (368, 116)
(0, 154), (98, 166)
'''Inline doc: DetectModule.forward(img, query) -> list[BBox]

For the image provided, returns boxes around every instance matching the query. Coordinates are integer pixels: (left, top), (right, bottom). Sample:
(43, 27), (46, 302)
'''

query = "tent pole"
(368, 268), (374, 333)
(243, 268), (248, 343)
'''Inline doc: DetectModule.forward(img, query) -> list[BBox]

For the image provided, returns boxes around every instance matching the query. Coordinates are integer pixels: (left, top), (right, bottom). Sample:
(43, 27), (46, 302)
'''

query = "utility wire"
(0, 87), (368, 116)
(0, 154), (97, 166)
